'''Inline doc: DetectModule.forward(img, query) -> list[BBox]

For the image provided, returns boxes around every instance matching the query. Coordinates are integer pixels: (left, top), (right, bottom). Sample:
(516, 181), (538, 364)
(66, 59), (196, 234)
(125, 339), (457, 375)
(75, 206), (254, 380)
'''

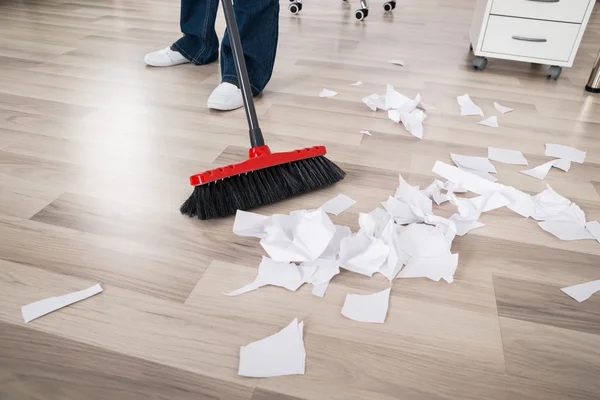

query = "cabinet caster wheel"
(469, 43), (473, 52)
(355, 8), (368, 20)
(383, 1), (396, 12)
(547, 65), (562, 80)
(472, 56), (487, 71)
(289, 2), (302, 14)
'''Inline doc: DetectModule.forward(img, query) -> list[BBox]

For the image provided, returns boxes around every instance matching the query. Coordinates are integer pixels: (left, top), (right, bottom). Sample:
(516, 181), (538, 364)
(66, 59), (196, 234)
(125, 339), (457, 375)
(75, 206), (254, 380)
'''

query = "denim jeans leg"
(220, 0), (280, 95)
(171, 0), (220, 65)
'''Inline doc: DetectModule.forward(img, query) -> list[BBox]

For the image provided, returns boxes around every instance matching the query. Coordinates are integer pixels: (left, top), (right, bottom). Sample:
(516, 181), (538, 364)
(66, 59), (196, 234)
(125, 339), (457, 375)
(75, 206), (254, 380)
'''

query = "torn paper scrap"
(432, 161), (535, 218)
(471, 192), (511, 212)
(320, 225), (352, 259)
(421, 180), (450, 205)
(545, 144), (586, 164)
(360, 130), (372, 136)
(300, 258), (340, 297)
(22, 284), (103, 323)
(224, 257), (304, 296)
(531, 185), (571, 221)
(561, 280), (600, 303)
(358, 208), (392, 238)
(457, 166), (498, 182)
(362, 94), (387, 111)
(238, 318), (306, 377)
(400, 108), (426, 139)
(350, 81), (363, 86)
(398, 223), (452, 258)
(450, 214), (485, 236)
(488, 147), (528, 166)
(493, 102), (514, 114)
(586, 221), (600, 242)
(377, 220), (409, 280)
(521, 159), (570, 180)
(339, 234), (389, 277)
(319, 89), (338, 98)
(397, 254), (459, 283)
(538, 204), (595, 241)
(451, 154), (497, 173)
(341, 288), (391, 323)
(321, 194), (356, 216)
(233, 210), (270, 238)
(260, 208), (336, 262)
(457, 94), (484, 117)
(478, 116), (499, 128)
(385, 85), (421, 112)
(388, 60), (404, 66)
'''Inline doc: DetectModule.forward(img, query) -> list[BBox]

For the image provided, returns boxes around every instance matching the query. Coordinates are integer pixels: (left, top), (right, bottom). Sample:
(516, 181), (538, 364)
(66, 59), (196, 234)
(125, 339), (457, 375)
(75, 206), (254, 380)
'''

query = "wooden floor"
(1, 0), (600, 398)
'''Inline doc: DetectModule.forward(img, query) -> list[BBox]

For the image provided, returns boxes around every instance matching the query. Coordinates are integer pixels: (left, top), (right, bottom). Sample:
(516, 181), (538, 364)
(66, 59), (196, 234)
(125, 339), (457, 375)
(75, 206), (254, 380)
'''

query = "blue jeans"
(171, 0), (279, 96)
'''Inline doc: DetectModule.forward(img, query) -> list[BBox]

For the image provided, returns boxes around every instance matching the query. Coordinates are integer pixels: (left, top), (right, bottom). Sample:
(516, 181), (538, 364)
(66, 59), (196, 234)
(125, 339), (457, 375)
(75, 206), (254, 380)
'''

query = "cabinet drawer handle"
(526, 0), (560, 2)
(512, 36), (547, 43)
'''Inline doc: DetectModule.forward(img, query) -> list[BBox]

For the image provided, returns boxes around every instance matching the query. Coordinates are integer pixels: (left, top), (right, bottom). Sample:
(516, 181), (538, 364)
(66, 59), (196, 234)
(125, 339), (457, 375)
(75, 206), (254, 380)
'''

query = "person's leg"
(171, 0), (221, 65)
(220, 0), (280, 95)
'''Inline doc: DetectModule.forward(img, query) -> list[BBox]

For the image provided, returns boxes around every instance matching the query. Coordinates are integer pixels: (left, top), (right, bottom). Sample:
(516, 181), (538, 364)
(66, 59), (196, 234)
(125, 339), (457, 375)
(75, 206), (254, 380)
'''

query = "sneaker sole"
(207, 101), (244, 111)
(144, 56), (190, 67)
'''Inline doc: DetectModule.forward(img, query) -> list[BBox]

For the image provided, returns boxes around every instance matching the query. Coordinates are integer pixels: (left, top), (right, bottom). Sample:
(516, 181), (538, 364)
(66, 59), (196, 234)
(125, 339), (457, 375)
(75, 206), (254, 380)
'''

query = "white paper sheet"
(320, 225), (352, 259)
(397, 253), (459, 283)
(561, 280), (600, 303)
(339, 234), (390, 276)
(470, 192), (511, 212)
(493, 102), (514, 114)
(341, 288), (391, 323)
(586, 221), (600, 242)
(300, 258), (340, 297)
(400, 108), (426, 139)
(225, 257), (305, 296)
(537, 203), (595, 241)
(457, 94), (484, 117)
(362, 94), (387, 111)
(385, 86), (420, 112)
(521, 159), (571, 180)
(360, 130), (372, 136)
(319, 89), (338, 98)
(359, 208), (392, 238)
(259, 209), (336, 262)
(531, 185), (571, 221)
(388, 60), (405, 66)
(478, 116), (499, 128)
(457, 166), (498, 182)
(350, 81), (363, 86)
(238, 318), (306, 377)
(321, 194), (356, 216)
(233, 210), (271, 238)
(398, 223), (452, 258)
(451, 154), (497, 173)
(21, 284), (103, 323)
(450, 214), (485, 236)
(433, 161), (535, 218)
(545, 144), (586, 164)
(488, 147), (528, 166)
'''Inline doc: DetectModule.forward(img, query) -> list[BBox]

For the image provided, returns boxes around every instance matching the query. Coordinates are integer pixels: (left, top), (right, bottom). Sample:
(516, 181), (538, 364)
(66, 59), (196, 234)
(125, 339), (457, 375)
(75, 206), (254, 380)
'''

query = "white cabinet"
(469, 0), (596, 79)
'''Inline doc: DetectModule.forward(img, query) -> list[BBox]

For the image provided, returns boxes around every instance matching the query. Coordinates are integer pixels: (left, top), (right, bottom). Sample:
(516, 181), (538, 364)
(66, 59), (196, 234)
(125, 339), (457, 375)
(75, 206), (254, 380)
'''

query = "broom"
(180, 0), (346, 220)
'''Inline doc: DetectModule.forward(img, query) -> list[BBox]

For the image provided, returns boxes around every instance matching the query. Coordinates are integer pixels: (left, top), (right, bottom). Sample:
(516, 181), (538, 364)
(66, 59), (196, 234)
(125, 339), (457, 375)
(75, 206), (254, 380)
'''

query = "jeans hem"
(222, 74), (261, 96)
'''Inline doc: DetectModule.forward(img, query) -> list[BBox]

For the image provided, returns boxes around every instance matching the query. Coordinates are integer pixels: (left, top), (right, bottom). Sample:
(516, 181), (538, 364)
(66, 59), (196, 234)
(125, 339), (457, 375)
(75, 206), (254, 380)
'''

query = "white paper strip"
(341, 288), (391, 323)
(478, 116), (499, 128)
(493, 102), (514, 114)
(319, 89), (338, 98)
(451, 154), (497, 173)
(360, 130), (372, 136)
(321, 194), (356, 216)
(22, 284), (103, 323)
(238, 319), (306, 377)
(488, 147), (528, 166)
(350, 81), (363, 86)
(545, 144), (586, 164)
(561, 280), (600, 303)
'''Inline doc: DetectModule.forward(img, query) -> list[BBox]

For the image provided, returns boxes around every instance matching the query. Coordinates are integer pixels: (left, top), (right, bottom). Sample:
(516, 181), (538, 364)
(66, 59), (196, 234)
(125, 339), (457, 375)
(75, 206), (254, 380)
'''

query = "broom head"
(180, 145), (345, 220)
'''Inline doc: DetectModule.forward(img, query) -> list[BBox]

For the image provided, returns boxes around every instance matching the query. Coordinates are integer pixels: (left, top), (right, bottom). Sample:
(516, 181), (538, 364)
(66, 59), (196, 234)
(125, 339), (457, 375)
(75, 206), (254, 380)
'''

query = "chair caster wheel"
(355, 8), (368, 20)
(472, 56), (487, 71)
(383, 1), (396, 12)
(547, 65), (562, 80)
(289, 2), (302, 14)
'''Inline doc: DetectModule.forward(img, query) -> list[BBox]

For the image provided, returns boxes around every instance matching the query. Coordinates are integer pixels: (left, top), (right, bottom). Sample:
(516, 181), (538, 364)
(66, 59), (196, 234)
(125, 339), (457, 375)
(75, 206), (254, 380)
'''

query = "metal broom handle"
(221, 0), (265, 148)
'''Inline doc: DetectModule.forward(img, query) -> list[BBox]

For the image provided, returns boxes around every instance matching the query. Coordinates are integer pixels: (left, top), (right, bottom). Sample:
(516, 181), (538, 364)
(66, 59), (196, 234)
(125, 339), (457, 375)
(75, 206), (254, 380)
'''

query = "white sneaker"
(207, 83), (244, 111)
(144, 47), (190, 67)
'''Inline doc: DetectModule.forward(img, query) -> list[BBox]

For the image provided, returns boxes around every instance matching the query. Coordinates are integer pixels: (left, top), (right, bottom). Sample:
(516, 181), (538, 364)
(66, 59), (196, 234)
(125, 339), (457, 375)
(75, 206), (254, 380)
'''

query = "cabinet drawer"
(491, 0), (591, 24)
(482, 16), (580, 62)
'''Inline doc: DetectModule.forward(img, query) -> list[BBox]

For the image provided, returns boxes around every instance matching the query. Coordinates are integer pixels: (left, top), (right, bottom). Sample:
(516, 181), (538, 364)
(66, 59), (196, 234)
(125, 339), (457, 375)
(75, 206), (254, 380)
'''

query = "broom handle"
(221, 0), (265, 148)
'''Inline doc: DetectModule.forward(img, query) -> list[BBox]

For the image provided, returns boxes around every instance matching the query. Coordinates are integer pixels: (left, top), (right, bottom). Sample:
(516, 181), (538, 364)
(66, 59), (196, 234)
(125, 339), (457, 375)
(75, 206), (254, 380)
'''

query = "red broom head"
(189, 145), (327, 186)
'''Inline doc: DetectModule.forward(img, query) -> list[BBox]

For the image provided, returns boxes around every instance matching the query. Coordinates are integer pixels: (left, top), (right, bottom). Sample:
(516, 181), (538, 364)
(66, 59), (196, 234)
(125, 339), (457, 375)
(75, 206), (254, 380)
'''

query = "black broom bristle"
(180, 156), (346, 220)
